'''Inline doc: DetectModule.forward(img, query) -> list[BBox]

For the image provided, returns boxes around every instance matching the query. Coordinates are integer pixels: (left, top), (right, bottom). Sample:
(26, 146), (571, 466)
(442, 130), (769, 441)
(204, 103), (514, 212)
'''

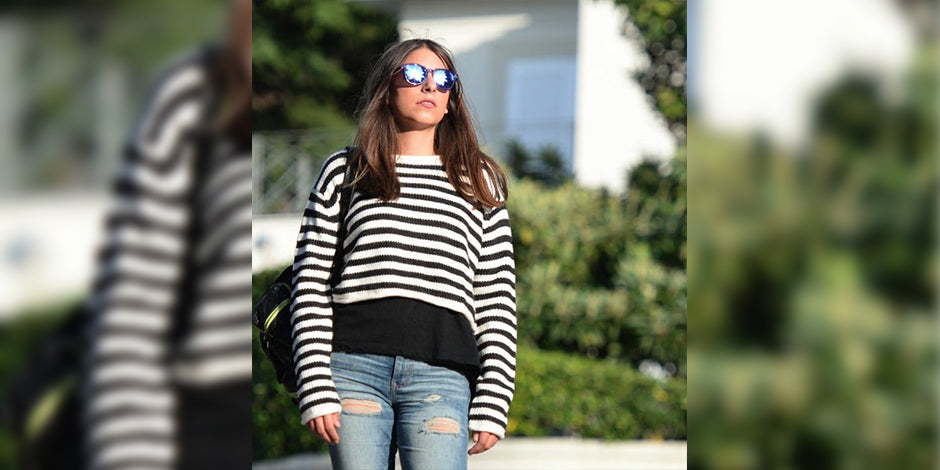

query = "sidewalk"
(253, 438), (687, 469)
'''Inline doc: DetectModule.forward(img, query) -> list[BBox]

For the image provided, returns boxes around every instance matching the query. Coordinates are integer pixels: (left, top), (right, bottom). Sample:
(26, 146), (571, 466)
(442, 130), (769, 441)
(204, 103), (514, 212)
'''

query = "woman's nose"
(421, 74), (437, 92)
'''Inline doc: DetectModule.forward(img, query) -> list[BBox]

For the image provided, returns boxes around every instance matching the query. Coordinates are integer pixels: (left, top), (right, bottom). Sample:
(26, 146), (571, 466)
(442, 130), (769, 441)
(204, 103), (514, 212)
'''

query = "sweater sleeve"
(468, 204), (518, 438)
(290, 152), (348, 425)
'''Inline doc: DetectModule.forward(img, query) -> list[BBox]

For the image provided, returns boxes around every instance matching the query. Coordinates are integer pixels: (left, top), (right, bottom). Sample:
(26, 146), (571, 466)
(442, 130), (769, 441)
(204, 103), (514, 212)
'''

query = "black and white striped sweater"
(84, 48), (252, 470)
(290, 150), (517, 438)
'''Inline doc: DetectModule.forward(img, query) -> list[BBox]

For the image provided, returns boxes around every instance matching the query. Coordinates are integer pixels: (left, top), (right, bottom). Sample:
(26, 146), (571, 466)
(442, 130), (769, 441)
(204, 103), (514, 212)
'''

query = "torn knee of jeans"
(421, 417), (461, 435)
(340, 398), (382, 415)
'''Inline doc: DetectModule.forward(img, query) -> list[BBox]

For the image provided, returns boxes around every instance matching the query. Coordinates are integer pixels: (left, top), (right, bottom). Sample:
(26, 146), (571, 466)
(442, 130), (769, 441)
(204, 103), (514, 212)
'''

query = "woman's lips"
(418, 100), (436, 108)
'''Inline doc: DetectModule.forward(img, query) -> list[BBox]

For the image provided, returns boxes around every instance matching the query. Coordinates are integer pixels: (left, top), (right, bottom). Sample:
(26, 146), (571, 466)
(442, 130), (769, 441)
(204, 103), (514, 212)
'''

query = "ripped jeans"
(328, 351), (472, 470)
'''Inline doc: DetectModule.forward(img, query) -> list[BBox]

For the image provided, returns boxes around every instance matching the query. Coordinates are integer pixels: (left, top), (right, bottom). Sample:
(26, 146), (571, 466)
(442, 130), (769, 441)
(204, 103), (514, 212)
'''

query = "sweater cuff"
(468, 415), (507, 439)
(300, 399), (342, 427)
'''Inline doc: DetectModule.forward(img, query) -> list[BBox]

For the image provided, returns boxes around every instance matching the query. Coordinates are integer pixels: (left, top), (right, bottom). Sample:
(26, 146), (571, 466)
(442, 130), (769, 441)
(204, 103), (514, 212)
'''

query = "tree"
(505, 139), (573, 187)
(614, 0), (687, 143)
(252, 0), (398, 130)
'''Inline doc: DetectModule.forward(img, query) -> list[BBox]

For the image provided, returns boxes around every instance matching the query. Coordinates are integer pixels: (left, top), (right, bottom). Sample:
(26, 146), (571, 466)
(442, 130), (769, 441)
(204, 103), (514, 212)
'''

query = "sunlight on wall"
(697, 0), (915, 146)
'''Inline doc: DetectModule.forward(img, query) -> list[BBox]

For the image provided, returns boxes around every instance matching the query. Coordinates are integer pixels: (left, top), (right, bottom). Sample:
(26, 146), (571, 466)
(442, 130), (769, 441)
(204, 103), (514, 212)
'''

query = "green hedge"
(518, 245), (686, 373)
(510, 345), (686, 440)
(509, 177), (686, 373)
(508, 180), (628, 288)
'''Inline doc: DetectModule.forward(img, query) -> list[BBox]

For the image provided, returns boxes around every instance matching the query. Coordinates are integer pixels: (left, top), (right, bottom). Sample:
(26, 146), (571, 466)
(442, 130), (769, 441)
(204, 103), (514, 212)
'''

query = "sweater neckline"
(395, 154), (441, 164)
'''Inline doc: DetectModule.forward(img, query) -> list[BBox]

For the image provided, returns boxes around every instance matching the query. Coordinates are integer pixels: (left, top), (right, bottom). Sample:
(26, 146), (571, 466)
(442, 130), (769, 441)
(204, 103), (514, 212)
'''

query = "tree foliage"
(504, 140), (573, 188)
(509, 157), (686, 374)
(252, 0), (398, 130)
(614, 0), (687, 142)
(687, 34), (937, 470)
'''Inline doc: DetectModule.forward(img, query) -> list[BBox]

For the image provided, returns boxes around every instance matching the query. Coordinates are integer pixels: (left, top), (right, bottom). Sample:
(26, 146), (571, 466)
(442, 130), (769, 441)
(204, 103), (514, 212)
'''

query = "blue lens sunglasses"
(397, 63), (459, 91)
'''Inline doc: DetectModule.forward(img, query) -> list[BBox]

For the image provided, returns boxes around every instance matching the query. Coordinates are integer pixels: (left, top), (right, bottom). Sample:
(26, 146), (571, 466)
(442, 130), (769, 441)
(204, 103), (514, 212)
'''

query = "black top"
(331, 297), (481, 385)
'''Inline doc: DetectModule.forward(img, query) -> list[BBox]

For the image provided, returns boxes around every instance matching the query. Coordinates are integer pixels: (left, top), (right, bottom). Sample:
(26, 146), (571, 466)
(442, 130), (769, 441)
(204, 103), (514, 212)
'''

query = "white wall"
(0, 194), (106, 317)
(252, 214), (300, 273)
(573, 0), (675, 191)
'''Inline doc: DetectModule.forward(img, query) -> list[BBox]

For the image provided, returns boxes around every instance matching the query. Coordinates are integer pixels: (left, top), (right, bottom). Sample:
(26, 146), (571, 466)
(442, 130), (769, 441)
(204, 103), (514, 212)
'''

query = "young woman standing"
(290, 39), (517, 469)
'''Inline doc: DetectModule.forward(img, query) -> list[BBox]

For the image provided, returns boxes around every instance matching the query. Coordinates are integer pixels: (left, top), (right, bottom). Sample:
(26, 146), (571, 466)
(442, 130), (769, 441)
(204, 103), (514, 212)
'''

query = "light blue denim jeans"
(328, 351), (472, 470)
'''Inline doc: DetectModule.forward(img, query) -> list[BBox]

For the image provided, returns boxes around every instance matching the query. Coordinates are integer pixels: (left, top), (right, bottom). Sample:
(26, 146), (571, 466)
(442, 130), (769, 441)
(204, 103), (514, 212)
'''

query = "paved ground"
(253, 438), (687, 469)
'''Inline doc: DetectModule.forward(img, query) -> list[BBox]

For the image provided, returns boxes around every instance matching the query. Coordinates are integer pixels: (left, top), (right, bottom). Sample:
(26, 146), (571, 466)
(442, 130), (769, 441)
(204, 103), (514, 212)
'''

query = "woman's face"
(388, 47), (452, 134)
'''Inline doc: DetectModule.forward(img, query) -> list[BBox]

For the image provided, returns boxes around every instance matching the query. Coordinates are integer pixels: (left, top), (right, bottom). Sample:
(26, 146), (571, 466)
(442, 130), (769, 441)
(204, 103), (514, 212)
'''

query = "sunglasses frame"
(397, 63), (459, 92)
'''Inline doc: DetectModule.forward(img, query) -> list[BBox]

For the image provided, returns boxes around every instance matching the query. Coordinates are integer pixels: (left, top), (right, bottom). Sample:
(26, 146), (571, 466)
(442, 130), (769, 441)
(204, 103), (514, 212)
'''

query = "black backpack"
(252, 147), (357, 398)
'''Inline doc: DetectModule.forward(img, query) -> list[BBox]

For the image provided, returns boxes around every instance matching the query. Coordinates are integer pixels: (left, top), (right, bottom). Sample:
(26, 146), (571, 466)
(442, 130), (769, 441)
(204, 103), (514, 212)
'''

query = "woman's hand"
(306, 412), (341, 444)
(467, 431), (499, 455)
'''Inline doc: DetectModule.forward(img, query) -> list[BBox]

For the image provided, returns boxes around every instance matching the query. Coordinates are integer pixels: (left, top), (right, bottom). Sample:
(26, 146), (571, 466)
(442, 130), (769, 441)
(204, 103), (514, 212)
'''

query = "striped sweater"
(84, 48), (252, 470)
(290, 150), (518, 438)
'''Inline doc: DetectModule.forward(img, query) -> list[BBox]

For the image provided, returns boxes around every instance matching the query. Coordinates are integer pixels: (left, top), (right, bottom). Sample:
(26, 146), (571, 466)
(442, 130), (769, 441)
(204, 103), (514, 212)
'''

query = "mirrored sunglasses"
(397, 63), (459, 91)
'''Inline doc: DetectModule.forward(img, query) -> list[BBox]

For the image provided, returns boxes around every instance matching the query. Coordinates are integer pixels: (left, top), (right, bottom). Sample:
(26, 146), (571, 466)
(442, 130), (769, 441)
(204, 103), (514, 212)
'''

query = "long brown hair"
(352, 39), (508, 210)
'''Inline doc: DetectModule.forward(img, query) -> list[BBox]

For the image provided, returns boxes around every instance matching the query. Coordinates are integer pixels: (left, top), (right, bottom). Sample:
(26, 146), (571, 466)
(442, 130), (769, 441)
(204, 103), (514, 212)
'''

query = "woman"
(289, 38), (517, 469)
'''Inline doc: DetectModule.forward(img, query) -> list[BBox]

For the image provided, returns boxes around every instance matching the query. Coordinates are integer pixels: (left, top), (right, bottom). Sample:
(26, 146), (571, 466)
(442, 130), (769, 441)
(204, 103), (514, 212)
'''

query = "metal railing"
(252, 127), (356, 215)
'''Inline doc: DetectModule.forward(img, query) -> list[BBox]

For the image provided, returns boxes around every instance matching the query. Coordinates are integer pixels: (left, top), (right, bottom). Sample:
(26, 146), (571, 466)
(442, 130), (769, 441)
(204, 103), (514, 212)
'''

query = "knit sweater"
(84, 47), (252, 470)
(290, 149), (517, 438)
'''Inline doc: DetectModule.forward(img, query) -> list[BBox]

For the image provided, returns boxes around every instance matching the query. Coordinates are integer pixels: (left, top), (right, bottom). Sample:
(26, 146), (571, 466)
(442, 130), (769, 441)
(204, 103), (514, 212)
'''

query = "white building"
(385, 0), (677, 190)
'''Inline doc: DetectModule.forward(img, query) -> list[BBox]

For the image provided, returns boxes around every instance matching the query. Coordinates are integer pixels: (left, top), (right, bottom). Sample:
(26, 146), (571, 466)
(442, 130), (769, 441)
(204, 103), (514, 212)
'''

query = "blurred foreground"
(688, 1), (937, 468)
(1, 2), (252, 469)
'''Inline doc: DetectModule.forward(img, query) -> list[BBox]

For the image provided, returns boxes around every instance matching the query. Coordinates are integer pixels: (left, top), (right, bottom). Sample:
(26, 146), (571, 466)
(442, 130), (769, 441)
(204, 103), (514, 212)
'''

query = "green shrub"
(508, 179), (627, 287)
(622, 151), (686, 271)
(507, 174), (686, 373)
(517, 257), (686, 372)
(510, 345), (686, 440)
(614, 244), (687, 372)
